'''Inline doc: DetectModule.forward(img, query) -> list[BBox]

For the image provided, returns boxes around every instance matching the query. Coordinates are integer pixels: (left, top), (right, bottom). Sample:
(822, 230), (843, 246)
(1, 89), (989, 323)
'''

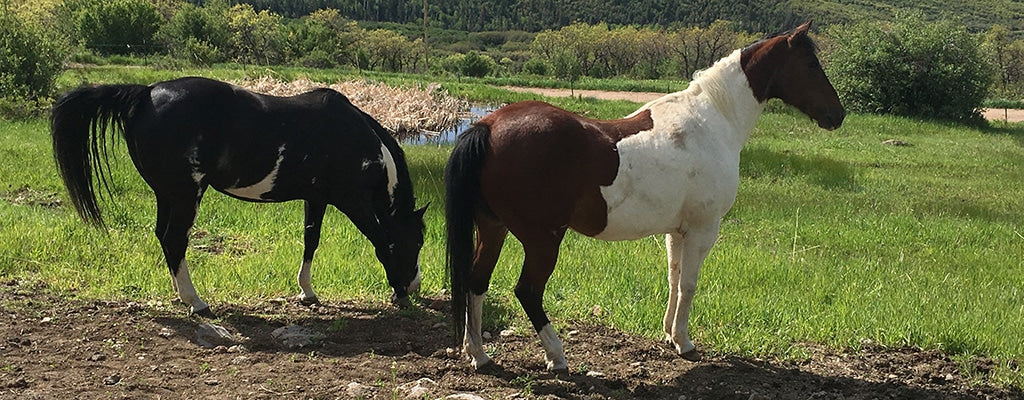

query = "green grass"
(4, 69), (1024, 389)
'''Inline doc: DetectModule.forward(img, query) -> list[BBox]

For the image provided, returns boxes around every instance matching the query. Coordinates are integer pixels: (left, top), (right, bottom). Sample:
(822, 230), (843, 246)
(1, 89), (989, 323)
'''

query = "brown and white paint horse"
(445, 22), (844, 372)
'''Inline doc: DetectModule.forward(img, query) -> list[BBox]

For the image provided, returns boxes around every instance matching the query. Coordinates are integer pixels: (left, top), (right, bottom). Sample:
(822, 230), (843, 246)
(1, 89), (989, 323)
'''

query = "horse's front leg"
(663, 232), (683, 342)
(296, 201), (327, 305)
(667, 222), (721, 361)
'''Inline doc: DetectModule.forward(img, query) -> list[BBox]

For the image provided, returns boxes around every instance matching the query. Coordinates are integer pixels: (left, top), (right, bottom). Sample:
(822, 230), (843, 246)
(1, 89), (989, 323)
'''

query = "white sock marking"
(174, 260), (209, 313)
(464, 293), (491, 368)
(538, 324), (567, 371)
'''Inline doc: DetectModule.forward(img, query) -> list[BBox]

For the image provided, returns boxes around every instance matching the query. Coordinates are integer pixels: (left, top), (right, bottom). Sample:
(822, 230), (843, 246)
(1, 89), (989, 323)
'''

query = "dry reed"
(233, 76), (470, 140)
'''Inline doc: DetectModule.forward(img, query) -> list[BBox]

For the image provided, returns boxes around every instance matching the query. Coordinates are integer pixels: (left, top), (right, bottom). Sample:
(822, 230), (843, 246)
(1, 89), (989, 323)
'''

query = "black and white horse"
(51, 76), (427, 316)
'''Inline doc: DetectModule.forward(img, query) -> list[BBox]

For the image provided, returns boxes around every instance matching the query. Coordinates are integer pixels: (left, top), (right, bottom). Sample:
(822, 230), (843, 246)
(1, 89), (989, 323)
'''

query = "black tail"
(50, 84), (150, 227)
(444, 124), (491, 345)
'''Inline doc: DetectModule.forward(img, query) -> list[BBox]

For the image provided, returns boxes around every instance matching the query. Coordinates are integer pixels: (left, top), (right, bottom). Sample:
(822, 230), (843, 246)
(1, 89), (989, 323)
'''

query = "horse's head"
(381, 204), (428, 307)
(741, 21), (845, 130)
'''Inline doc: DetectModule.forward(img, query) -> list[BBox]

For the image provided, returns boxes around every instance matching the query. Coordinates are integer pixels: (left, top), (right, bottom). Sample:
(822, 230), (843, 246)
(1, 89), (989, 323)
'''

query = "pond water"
(404, 105), (494, 145)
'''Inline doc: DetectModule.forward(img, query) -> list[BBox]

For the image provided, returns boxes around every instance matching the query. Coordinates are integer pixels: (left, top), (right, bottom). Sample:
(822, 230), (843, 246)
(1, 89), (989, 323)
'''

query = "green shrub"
(157, 2), (230, 65)
(825, 14), (993, 122)
(522, 58), (550, 75)
(75, 0), (163, 55)
(0, 10), (67, 118)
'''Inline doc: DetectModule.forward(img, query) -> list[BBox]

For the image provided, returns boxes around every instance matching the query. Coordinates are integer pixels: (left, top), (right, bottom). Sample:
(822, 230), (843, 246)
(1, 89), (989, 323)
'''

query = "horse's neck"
(638, 50), (765, 150)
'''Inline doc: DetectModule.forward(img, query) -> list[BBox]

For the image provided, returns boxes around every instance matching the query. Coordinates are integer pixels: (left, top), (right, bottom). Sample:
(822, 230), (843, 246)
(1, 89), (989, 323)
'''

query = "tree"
(983, 25), (1024, 102)
(288, 8), (361, 68)
(226, 3), (287, 65)
(825, 14), (993, 122)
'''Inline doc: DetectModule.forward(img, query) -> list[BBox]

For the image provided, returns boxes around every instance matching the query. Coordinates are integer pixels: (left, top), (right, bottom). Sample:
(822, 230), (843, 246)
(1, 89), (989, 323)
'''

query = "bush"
(75, 0), (164, 55)
(157, 2), (230, 65)
(0, 11), (67, 117)
(521, 58), (550, 75)
(825, 15), (993, 122)
(459, 51), (495, 77)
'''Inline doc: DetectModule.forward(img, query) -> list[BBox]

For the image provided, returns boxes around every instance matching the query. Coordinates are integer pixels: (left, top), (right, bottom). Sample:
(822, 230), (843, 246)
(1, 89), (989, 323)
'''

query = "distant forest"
(184, 0), (802, 32)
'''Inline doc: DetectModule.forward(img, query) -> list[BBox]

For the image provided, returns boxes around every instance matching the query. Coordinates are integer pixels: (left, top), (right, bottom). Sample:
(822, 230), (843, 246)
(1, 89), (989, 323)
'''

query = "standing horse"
(445, 22), (844, 372)
(51, 77), (427, 317)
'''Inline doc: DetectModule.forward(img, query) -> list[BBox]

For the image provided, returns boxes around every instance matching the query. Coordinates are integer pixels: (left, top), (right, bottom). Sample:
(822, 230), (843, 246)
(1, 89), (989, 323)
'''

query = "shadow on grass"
(740, 147), (860, 191)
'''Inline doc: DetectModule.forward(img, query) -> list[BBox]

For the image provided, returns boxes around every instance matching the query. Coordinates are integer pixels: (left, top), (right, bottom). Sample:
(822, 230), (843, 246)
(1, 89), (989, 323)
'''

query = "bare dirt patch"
(0, 278), (1018, 399)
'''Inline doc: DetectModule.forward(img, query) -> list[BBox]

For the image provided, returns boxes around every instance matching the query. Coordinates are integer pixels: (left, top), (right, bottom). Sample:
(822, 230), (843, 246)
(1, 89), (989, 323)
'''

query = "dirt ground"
(0, 278), (1020, 399)
(501, 86), (1024, 123)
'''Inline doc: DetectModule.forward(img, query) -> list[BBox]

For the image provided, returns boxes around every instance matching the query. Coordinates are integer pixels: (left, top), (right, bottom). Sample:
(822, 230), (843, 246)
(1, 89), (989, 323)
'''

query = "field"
(1, 69), (1023, 397)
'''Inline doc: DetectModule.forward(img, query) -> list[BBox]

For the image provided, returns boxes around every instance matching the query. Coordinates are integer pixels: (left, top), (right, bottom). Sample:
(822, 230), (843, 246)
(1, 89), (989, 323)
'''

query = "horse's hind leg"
(463, 217), (507, 370)
(155, 191), (213, 317)
(515, 228), (568, 373)
(296, 201), (327, 305)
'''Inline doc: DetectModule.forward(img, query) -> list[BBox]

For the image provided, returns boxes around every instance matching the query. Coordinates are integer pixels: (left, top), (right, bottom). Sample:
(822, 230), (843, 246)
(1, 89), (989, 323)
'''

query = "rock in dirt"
(272, 325), (317, 349)
(398, 378), (436, 399)
(195, 323), (234, 348)
(346, 381), (375, 398)
(102, 375), (120, 385)
(443, 394), (485, 400)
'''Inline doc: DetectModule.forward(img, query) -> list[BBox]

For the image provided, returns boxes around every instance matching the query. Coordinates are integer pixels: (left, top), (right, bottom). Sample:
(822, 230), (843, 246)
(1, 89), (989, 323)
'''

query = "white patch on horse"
(379, 143), (399, 200)
(538, 324), (567, 371)
(595, 50), (764, 241)
(224, 144), (286, 200)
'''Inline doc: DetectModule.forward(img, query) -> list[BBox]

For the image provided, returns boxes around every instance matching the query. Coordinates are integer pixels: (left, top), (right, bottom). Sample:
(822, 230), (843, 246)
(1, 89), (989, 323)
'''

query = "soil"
(501, 86), (1024, 123)
(0, 279), (1020, 399)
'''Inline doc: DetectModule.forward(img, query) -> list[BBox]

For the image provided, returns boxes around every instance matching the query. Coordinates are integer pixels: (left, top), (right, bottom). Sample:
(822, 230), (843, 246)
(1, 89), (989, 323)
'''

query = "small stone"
(347, 382), (374, 397)
(432, 322), (447, 329)
(204, 379), (221, 386)
(272, 325), (316, 349)
(398, 378), (436, 399)
(103, 375), (120, 385)
(445, 347), (458, 358)
(585, 370), (605, 377)
(482, 331), (492, 340)
(567, 330), (579, 336)
(443, 394), (485, 400)
(39, 317), (52, 323)
(228, 345), (248, 353)
(195, 323), (234, 348)
(231, 355), (251, 365)
(158, 328), (174, 338)
(269, 297), (287, 305)
(90, 353), (106, 362)
(428, 299), (447, 310)
(499, 329), (515, 337)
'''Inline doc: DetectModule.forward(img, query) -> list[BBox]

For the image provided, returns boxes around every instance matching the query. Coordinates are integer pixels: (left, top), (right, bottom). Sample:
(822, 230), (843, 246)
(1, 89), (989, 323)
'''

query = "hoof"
(192, 307), (217, 319)
(297, 295), (320, 307)
(392, 295), (413, 309)
(550, 367), (571, 380)
(680, 348), (702, 362)
(473, 358), (497, 373)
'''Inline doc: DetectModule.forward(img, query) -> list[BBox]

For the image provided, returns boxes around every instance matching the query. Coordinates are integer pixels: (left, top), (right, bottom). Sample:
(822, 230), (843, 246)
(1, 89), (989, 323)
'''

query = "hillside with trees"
(188, 0), (1024, 33)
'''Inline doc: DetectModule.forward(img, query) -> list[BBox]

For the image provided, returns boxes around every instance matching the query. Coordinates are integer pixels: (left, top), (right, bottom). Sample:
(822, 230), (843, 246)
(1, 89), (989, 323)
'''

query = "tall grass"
(4, 69), (1023, 388)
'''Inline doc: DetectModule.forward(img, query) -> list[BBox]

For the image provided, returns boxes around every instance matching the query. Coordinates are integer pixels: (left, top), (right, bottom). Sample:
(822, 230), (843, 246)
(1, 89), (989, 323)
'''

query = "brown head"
(741, 21), (845, 130)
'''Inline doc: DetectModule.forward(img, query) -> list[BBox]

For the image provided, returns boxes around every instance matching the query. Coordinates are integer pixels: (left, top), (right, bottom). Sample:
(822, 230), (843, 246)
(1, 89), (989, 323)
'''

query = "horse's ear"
(788, 21), (812, 45)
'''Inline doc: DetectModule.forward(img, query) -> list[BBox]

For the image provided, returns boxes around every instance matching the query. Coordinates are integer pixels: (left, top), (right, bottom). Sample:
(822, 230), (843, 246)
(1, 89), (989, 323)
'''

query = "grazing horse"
(51, 77), (427, 317)
(445, 22), (844, 372)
